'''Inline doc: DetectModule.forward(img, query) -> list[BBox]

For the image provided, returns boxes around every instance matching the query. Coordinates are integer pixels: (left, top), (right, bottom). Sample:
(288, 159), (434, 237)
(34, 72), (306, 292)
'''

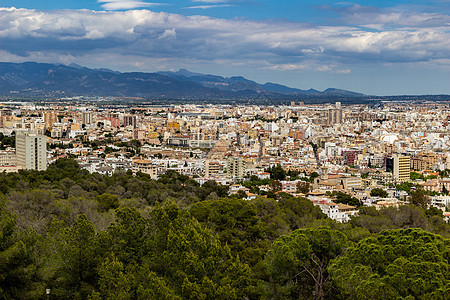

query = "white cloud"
(97, 1), (162, 10)
(335, 69), (351, 74)
(159, 28), (176, 39)
(332, 4), (450, 29)
(0, 6), (449, 74)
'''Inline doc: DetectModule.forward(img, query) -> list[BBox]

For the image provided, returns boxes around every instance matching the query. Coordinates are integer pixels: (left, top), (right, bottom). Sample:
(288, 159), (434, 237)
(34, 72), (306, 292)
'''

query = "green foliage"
(96, 193), (119, 212)
(396, 182), (414, 193)
(439, 169), (450, 178)
(190, 198), (266, 266)
(0, 199), (39, 299)
(370, 187), (388, 198)
(277, 195), (327, 230)
(269, 180), (283, 192)
(265, 164), (286, 181)
(350, 205), (449, 238)
(410, 171), (424, 181)
(409, 189), (431, 209)
(329, 228), (450, 300)
(57, 215), (100, 298)
(425, 207), (443, 218)
(264, 227), (348, 299)
(0, 158), (448, 299)
(296, 181), (311, 194)
(309, 172), (320, 179)
(328, 191), (362, 207)
(0, 133), (15, 150)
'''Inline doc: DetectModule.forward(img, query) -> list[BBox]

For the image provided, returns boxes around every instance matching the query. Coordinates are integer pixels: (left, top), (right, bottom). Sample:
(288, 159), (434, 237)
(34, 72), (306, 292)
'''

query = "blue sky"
(1, 0), (449, 95)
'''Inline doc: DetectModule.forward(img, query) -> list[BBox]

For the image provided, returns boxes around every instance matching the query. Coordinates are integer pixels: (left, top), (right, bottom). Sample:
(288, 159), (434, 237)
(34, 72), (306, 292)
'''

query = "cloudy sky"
(1, 0), (449, 95)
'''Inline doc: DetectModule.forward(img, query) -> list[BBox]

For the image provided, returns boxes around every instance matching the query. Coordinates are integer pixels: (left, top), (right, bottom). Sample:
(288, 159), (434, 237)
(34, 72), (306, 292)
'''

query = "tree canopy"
(0, 158), (448, 299)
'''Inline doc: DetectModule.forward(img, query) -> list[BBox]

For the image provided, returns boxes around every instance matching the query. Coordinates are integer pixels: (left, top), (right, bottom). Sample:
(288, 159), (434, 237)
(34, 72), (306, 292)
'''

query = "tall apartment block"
(386, 154), (410, 182)
(327, 102), (343, 125)
(124, 115), (137, 128)
(227, 157), (245, 179)
(15, 133), (47, 171)
(43, 111), (58, 129)
(82, 112), (93, 125)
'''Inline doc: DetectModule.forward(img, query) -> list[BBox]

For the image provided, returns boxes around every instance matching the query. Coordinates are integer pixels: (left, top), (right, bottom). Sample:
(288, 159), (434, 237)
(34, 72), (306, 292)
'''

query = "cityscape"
(1, 0), (449, 299)
(1, 99), (450, 222)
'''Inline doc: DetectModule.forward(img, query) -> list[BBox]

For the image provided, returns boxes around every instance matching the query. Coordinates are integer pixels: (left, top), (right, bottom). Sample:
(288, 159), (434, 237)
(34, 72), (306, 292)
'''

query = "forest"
(0, 158), (449, 299)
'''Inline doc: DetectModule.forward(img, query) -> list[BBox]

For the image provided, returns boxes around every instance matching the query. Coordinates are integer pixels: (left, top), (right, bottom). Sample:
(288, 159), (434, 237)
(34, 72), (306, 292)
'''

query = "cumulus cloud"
(0, 6), (449, 74)
(328, 4), (450, 29)
(158, 28), (176, 39)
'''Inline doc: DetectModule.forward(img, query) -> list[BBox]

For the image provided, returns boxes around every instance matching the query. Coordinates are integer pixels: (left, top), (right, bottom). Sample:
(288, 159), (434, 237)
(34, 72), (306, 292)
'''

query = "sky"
(1, 0), (449, 95)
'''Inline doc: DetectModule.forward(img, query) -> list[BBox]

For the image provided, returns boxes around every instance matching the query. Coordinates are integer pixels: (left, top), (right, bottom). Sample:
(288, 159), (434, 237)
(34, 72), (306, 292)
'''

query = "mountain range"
(0, 62), (365, 99)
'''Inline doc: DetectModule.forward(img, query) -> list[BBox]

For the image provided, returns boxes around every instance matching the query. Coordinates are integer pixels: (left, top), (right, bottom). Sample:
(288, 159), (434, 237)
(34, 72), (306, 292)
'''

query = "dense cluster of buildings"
(1, 100), (449, 221)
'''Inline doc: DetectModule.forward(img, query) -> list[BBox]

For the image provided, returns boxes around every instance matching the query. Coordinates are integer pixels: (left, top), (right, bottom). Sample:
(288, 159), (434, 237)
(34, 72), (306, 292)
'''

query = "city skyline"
(1, 0), (449, 95)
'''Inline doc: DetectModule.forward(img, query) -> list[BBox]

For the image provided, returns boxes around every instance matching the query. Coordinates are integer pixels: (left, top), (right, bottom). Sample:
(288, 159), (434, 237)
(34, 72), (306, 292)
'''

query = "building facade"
(15, 133), (47, 171)
(393, 154), (410, 182)
(228, 157), (245, 179)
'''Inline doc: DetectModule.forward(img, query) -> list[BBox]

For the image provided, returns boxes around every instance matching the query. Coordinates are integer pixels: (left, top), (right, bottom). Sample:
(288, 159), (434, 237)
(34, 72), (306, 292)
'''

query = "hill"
(0, 62), (365, 100)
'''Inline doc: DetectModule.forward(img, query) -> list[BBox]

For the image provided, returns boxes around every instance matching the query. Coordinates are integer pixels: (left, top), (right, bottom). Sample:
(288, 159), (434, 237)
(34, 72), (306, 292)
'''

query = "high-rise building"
(327, 107), (343, 124)
(227, 157), (245, 179)
(15, 133), (47, 171)
(43, 112), (58, 129)
(124, 115), (137, 128)
(387, 154), (410, 182)
(82, 112), (93, 125)
(394, 155), (410, 182)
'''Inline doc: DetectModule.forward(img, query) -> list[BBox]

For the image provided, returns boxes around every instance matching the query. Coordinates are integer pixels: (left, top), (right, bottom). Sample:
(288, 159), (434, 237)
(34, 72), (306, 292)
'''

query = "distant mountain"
(0, 62), (365, 99)
(157, 70), (323, 95)
(322, 88), (364, 97)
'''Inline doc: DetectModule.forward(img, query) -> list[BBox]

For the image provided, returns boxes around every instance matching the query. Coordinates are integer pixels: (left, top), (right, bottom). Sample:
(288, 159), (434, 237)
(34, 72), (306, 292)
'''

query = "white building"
(15, 132), (47, 171)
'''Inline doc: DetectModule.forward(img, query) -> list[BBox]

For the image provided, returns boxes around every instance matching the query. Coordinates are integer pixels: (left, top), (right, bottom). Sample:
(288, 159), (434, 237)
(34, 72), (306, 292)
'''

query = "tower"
(82, 112), (93, 125)
(387, 154), (410, 182)
(228, 157), (245, 179)
(393, 154), (410, 182)
(15, 133), (47, 171)
(43, 111), (58, 129)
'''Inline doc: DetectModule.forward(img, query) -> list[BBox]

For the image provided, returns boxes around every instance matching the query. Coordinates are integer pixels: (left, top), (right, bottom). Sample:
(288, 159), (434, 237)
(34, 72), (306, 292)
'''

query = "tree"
(89, 257), (134, 300)
(442, 184), (448, 195)
(269, 180), (282, 192)
(236, 189), (247, 199)
(0, 200), (39, 299)
(370, 187), (388, 198)
(266, 164), (286, 181)
(264, 227), (348, 300)
(410, 171), (424, 181)
(96, 193), (120, 212)
(146, 205), (252, 299)
(296, 181), (311, 194)
(278, 196), (327, 230)
(425, 207), (443, 218)
(329, 191), (362, 207)
(190, 198), (265, 266)
(53, 215), (101, 299)
(329, 228), (450, 300)
(396, 182), (413, 193)
(408, 188), (430, 209)
(349, 205), (443, 235)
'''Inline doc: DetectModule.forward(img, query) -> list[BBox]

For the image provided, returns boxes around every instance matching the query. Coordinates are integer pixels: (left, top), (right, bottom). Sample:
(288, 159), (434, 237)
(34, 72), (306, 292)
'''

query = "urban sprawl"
(1, 100), (449, 222)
